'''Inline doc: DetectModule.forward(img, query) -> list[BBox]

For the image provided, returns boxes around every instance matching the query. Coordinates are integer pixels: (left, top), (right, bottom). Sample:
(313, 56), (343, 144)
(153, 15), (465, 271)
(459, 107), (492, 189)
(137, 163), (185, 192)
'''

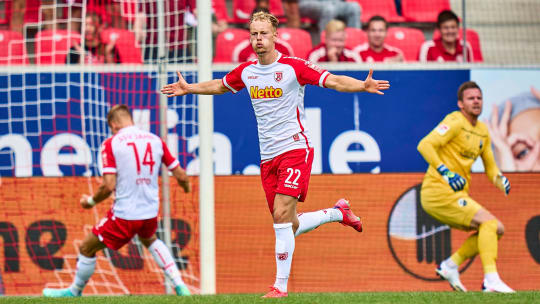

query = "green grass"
(2, 291), (539, 304)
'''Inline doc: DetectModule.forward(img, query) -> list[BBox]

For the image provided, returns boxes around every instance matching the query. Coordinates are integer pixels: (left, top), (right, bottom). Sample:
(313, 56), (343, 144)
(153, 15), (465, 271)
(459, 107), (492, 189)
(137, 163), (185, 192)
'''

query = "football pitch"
(2, 291), (539, 304)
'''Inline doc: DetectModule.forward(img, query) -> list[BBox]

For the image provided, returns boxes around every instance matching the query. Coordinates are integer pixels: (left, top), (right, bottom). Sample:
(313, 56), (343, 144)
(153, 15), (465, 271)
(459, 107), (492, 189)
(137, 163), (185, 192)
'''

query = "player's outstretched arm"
(161, 71), (229, 97)
(80, 174), (116, 209)
(172, 166), (191, 193)
(324, 69), (390, 94)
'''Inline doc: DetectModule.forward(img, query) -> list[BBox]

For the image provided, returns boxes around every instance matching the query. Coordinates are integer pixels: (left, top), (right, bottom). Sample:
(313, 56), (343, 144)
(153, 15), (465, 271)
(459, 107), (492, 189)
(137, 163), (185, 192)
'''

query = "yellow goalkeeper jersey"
(418, 111), (500, 196)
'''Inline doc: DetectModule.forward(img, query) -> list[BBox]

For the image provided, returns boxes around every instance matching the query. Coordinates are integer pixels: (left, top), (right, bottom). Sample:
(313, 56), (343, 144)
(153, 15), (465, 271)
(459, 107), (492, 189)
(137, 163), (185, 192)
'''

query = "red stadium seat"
(35, 29), (81, 64)
(320, 27), (367, 50)
(433, 28), (483, 62)
(277, 28), (312, 59)
(386, 27), (425, 61)
(347, 0), (405, 23)
(0, 0), (11, 25)
(401, 0), (450, 22)
(213, 28), (250, 63)
(100, 28), (143, 64)
(232, 0), (285, 23)
(0, 30), (29, 64)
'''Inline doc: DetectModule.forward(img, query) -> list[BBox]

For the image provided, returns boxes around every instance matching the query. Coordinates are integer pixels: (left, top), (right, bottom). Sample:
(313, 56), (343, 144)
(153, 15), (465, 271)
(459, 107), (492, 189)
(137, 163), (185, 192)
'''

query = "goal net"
(0, 0), (201, 296)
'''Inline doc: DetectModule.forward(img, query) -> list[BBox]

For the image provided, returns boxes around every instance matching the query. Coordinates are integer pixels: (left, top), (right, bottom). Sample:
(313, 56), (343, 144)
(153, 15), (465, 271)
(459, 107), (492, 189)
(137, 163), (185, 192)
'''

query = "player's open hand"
(161, 71), (190, 97)
(80, 194), (95, 209)
(364, 69), (390, 95)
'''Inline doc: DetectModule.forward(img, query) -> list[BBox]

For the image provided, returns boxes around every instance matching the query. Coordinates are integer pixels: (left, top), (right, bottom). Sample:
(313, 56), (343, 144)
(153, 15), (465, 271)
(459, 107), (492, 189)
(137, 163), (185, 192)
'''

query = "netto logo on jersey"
(387, 184), (474, 281)
(249, 86), (283, 99)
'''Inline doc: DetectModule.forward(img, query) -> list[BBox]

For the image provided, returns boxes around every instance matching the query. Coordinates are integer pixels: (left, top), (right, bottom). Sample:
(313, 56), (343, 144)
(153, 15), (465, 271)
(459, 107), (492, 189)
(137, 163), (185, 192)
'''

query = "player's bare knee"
(79, 243), (94, 257)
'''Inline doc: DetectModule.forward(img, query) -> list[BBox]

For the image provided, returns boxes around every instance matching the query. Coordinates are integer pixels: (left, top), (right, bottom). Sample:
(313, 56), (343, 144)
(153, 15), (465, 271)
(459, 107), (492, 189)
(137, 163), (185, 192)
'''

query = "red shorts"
(92, 210), (157, 250)
(260, 148), (314, 213)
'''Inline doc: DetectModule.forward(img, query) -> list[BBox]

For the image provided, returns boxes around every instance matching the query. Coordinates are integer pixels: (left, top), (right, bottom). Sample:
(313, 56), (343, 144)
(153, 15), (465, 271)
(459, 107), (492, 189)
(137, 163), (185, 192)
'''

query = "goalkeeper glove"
(494, 173), (511, 195)
(437, 164), (466, 192)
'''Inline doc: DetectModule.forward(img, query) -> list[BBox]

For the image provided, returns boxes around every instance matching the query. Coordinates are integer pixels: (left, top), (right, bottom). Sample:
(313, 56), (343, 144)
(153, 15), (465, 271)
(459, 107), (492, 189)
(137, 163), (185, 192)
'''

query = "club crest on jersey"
(250, 86), (283, 99)
(274, 71), (283, 82)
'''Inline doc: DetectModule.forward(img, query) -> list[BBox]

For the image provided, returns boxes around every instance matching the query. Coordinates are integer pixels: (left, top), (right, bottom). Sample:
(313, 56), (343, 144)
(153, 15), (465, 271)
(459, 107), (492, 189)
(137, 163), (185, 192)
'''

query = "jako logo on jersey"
(250, 86), (283, 99)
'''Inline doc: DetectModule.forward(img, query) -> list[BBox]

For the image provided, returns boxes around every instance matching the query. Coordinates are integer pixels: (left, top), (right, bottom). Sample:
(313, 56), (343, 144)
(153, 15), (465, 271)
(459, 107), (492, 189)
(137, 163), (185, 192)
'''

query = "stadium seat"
(347, 0), (405, 23)
(232, 0), (285, 23)
(401, 0), (450, 22)
(100, 28), (143, 64)
(386, 27), (425, 61)
(277, 28), (312, 59)
(320, 27), (367, 50)
(433, 28), (483, 62)
(0, 30), (29, 64)
(213, 28), (250, 63)
(35, 29), (81, 64)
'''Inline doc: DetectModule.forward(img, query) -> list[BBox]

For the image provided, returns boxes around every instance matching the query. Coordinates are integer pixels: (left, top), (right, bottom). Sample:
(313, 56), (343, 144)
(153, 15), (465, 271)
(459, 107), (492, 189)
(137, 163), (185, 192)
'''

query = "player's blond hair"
(249, 11), (279, 32)
(107, 104), (133, 126)
(325, 19), (346, 34)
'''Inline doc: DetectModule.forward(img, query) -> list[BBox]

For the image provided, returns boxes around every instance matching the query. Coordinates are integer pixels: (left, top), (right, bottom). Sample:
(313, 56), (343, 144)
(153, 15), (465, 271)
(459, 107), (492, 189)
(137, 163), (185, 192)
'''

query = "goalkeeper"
(417, 81), (514, 293)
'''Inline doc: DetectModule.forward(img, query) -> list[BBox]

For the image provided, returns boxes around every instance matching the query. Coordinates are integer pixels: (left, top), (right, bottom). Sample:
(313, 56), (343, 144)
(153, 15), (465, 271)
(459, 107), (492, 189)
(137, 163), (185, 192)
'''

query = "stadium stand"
(433, 27), (483, 62)
(213, 28), (250, 63)
(386, 27), (425, 61)
(277, 27), (312, 59)
(0, 30), (29, 64)
(347, 0), (405, 23)
(320, 27), (367, 50)
(34, 29), (80, 64)
(100, 28), (143, 64)
(401, 0), (450, 22)
(232, 0), (285, 23)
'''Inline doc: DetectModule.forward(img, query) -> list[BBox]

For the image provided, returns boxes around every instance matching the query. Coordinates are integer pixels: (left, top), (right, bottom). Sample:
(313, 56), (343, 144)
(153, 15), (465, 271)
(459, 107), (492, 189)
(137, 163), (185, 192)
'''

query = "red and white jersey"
(354, 43), (403, 63)
(418, 38), (473, 62)
(101, 126), (180, 220)
(222, 52), (329, 160)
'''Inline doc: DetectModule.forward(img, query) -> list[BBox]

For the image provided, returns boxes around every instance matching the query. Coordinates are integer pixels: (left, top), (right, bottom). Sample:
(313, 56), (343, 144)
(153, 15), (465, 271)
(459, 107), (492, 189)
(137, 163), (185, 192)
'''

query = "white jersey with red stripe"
(222, 52), (329, 160)
(101, 125), (179, 220)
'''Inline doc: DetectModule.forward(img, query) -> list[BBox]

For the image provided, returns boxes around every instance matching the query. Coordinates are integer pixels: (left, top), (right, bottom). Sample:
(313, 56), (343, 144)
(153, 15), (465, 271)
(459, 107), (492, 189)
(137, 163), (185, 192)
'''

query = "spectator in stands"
(142, 0), (195, 63)
(298, 0), (361, 31)
(419, 10), (473, 62)
(211, 0), (229, 35)
(233, 7), (293, 62)
(9, 0), (25, 33)
(283, 0), (301, 28)
(354, 15), (403, 63)
(307, 19), (361, 63)
(67, 12), (120, 64)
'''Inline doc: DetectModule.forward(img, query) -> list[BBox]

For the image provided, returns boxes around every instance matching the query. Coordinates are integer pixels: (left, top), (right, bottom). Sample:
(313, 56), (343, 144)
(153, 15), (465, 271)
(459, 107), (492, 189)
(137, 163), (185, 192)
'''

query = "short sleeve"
(101, 137), (117, 174)
(222, 62), (251, 93)
(161, 139), (180, 170)
(290, 58), (329, 87)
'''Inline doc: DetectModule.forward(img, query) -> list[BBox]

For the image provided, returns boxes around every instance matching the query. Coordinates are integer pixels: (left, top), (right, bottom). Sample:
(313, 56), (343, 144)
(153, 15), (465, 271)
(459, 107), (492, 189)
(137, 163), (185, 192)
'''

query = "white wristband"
(87, 196), (96, 206)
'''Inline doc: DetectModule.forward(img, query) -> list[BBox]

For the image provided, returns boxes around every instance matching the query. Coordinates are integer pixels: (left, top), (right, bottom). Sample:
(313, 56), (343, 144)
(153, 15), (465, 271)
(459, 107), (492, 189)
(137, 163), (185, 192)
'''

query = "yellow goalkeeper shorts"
(420, 189), (483, 230)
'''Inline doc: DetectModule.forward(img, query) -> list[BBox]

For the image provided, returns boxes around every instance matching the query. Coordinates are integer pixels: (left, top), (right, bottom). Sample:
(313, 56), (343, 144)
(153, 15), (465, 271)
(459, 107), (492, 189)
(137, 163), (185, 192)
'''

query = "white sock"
(149, 239), (185, 287)
(485, 272), (501, 284)
(295, 208), (343, 237)
(273, 223), (295, 293)
(69, 254), (96, 296)
(443, 258), (458, 269)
